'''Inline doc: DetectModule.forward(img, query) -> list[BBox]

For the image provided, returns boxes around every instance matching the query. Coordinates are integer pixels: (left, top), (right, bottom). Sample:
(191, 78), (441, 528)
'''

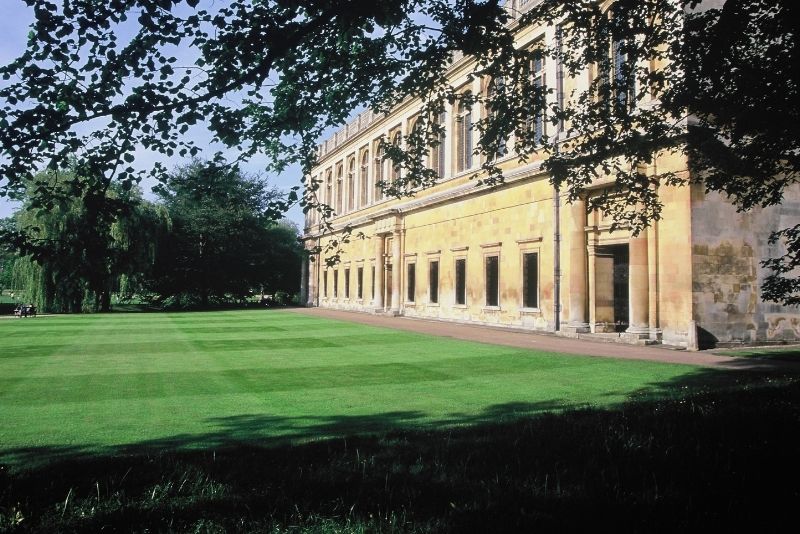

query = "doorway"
(595, 244), (629, 332)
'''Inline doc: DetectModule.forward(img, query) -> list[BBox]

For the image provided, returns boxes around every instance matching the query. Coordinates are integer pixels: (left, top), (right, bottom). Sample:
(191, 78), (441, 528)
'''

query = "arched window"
(360, 151), (369, 206)
(347, 158), (356, 212)
(486, 77), (508, 158)
(325, 170), (332, 210)
(430, 112), (446, 178)
(335, 165), (343, 214)
(456, 94), (473, 173)
(373, 142), (384, 202)
(390, 130), (402, 186)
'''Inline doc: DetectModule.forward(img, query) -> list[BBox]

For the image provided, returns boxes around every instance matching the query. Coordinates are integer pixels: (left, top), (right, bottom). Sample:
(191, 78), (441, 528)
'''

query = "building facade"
(300, 0), (800, 348)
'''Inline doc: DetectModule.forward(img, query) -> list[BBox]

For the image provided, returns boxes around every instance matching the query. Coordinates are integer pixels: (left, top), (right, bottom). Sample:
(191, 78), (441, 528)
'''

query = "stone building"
(300, 0), (800, 348)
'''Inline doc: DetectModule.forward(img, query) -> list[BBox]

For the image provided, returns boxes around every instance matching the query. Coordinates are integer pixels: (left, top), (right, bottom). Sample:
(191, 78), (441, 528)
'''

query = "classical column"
(373, 234), (385, 312)
(627, 232), (650, 336)
(306, 254), (317, 307)
(300, 255), (309, 306)
(390, 230), (402, 315)
(565, 198), (589, 332)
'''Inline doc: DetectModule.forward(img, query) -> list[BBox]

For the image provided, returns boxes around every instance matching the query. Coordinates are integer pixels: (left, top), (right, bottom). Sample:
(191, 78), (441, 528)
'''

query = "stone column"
(627, 233), (650, 336)
(390, 230), (402, 315)
(373, 234), (385, 312)
(307, 253), (317, 307)
(565, 198), (589, 332)
(300, 255), (309, 306)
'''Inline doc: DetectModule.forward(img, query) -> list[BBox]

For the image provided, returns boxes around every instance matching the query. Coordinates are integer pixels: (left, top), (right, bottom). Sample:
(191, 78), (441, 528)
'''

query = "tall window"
(456, 95), (473, 172)
(455, 258), (466, 305)
(324, 269), (329, 297)
(325, 170), (332, 209)
(486, 77), (508, 158)
(373, 142), (384, 202)
(391, 131), (402, 187)
(430, 112), (446, 178)
(530, 51), (546, 144)
(357, 267), (364, 299)
(429, 260), (439, 304)
(333, 270), (339, 298)
(335, 165), (343, 214)
(485, 255), (499, 307)
(347, 158), (356, 212)
(344, 268), (350, 298)
(360, 151), (369, 206)
(371, 265), (376, 299)
(522, 252), (539, 308)
(612, 36), (635, 112)
(555, 26), (566, 134)
(407, 263), (416, 302)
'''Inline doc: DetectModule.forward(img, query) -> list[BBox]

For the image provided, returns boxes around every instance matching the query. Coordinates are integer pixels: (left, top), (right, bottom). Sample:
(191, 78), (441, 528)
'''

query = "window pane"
(455, 258), (466, 305)
(523, 253), (539, 308)
(371, 265), (375, 299)
(407, 263), (416, 302)
(429, 261), (439, 304)
(334, 270), (338, 297)
(357, 267), (364, 299)
(485, 256), (499, 307)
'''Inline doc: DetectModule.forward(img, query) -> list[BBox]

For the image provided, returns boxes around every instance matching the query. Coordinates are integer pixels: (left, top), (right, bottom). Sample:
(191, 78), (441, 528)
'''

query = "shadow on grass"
(2, 367), (799, 532)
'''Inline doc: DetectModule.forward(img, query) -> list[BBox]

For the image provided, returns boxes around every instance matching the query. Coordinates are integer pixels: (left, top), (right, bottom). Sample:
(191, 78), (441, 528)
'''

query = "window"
(360, 151), (369, 206)
(324, 269), (329, 297)
(357, 267), (364, 299)
(344, 268), (350, 298)
(522, 252), (539, 308)
(333, 270), (339, 298)
(325, 170), (332, 209)
(612, 36), (635, 112)
(407, 263), (416, 302)
(391, 130), (402, 187)
(371, 265), (376, 299)
(555, 26), (565, 134)
(430, 112), (446, 178)
(485, 255), (499, 307)
(335, 165), (343, 214)
(429, 260), (439, 304)
(455, 258), (466, 305)
(530, 51), (546, 144)
(373, 142), (384, 202)
(347, 158), (356, 211)
(456, 95), (473, 172)
(486, 77), (508, 158)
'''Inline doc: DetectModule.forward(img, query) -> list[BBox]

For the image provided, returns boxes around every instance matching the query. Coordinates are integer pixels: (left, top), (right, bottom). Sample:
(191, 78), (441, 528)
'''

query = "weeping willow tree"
(4, 170), (168, 313)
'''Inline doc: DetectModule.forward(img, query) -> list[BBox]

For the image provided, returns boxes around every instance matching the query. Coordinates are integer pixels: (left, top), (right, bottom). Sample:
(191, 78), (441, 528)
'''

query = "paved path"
(291, 308), (800, 371)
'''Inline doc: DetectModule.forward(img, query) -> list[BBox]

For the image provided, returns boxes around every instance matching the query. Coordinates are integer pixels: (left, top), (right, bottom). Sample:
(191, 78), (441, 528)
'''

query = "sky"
(0, 0), (321, 227)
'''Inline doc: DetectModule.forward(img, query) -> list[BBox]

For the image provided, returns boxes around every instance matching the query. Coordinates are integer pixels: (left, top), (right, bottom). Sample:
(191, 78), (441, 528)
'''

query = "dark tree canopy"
(1, 0), (798, 303)
(146, 160), (302, 306)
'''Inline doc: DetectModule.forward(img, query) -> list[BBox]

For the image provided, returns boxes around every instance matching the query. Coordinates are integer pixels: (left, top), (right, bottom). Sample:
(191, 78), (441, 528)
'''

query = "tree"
(1, 0), (798, 304)
(146, 160), (301, 306)
(3, 171), (166, 312)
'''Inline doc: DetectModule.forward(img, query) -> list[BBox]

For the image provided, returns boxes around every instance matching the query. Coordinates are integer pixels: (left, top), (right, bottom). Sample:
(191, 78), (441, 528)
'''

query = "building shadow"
(1, 366), (799, 531)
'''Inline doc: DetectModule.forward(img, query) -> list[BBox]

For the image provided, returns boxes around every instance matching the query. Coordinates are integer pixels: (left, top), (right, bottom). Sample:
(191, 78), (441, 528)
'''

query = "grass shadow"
(2, 366), (799, 532)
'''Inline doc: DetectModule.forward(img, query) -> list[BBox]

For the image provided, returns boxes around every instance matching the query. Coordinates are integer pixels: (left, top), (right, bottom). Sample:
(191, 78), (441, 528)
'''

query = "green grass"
(2, 310), (798, 532)
(715, 345), (800, 361)
(3, 309), (699, 468)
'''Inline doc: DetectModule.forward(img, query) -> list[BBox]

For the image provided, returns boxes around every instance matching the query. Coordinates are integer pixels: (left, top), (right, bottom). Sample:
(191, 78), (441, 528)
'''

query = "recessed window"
(357, 267), (364, 299)
(456, 95), (473, 172)
(522, 252), (539, 309)
(324, 270), (329, 297)
(429, 260), (439, 304)
(485, 255), (499, 307)
(455, 258), (466, 305)
(344, 268), (350, 298)
(333, 270), (339, 298)
(371, 265), (376, 299)
(407, 263), (416, 302)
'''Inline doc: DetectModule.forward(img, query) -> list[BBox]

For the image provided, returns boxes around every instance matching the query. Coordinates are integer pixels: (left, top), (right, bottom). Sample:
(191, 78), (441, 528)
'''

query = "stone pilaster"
(373, 234), (385, 312)
(563, 198), (589, 333)
(627, 233), (650, 336)
(390, 230), (402, 315)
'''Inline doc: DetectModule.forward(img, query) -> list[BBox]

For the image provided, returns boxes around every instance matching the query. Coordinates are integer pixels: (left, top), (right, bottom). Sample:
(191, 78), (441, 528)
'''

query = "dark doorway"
(610, 244), (629, 332)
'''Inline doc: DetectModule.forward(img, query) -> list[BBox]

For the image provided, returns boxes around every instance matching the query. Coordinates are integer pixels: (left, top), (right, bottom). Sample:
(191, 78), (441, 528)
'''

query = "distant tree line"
(0, 160), (303, 313)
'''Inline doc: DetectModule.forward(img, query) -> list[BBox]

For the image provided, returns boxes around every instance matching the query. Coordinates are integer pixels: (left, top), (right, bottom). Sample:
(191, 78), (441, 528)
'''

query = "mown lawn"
(1, 310), (798, 532)
(2, 309), (695, 467)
